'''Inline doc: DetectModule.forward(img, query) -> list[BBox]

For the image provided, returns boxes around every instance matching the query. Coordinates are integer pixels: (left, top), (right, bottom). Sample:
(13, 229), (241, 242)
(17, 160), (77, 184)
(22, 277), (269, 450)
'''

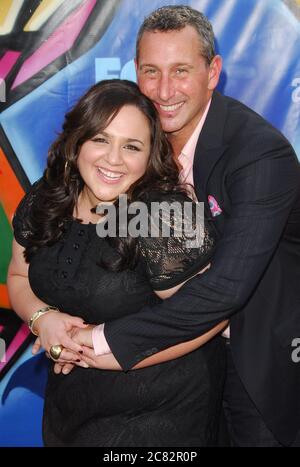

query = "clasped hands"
(31, 311), (110, 374)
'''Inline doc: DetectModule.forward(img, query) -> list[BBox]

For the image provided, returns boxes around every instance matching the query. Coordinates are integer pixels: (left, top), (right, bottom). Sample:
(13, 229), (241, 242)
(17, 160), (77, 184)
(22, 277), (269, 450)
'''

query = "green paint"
(0, 202), (13, 284)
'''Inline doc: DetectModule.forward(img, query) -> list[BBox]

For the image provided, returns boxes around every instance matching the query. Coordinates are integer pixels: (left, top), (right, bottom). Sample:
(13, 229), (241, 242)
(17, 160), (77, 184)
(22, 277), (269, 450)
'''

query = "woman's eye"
(125, 144), (140, 152)
(91, 137), (108, 144)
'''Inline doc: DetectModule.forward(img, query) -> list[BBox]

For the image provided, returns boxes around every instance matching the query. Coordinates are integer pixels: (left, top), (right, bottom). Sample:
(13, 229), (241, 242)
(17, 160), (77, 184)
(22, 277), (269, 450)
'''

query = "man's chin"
(160, 117), (182, 134)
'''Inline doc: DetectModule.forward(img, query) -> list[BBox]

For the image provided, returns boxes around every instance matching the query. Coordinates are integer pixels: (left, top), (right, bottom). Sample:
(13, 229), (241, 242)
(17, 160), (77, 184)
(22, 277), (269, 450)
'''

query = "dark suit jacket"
(105, 91), (300, 445)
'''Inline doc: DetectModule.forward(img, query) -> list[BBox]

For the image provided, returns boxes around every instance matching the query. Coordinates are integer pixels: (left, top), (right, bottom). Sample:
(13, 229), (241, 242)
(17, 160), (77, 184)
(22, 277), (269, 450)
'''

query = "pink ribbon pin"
(208, 195), (222, 217)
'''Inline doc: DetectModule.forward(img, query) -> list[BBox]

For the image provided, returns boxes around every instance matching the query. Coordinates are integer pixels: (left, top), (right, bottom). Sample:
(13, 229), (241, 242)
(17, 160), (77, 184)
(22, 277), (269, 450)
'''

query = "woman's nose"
(105, 144), (123, 165)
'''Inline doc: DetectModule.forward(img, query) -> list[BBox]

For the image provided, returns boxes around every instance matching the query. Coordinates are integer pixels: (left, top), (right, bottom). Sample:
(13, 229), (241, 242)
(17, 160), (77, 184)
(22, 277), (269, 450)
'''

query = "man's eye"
(145, 69), (157, 75)
(176, 68), (187, 75)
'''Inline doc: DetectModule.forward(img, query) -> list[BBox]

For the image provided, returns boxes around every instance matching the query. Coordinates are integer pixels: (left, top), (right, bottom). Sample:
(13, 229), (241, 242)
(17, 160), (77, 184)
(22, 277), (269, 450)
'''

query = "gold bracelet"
(28, 306), (60, 336)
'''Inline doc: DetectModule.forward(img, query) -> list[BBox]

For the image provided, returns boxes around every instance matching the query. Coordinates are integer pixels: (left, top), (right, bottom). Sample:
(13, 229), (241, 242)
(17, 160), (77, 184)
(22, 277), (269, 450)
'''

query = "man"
(57, 5), (300, 446)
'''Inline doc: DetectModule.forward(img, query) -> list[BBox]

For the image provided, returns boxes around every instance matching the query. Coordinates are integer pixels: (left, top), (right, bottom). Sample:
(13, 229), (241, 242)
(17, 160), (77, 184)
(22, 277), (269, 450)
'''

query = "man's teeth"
(159, 102), (184, 112)
(98, 168), (123, 179)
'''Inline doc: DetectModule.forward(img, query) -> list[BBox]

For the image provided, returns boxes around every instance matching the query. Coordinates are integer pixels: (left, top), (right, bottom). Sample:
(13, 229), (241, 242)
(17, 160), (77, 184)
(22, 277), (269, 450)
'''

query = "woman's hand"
(51, 326), (99, 375)
(32, 311), (88, 357)
(32, 320), (94, 368)
(53, 345), (122, 375)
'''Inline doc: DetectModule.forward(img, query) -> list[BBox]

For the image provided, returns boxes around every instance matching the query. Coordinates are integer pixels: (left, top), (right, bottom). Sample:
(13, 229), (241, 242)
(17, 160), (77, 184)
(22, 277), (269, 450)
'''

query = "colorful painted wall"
(0, 0), (299, 446)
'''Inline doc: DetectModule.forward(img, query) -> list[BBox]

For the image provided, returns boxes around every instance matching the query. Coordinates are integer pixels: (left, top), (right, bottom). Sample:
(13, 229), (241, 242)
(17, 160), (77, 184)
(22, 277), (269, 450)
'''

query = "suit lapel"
(193, 91), (229, 202)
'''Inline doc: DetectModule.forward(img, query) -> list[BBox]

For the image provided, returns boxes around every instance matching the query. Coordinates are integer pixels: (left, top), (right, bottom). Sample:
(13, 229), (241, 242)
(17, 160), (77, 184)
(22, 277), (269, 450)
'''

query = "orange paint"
(0, 284), (11, 308)
(0, 148), (25, 224)
(0, 147), (25, 308)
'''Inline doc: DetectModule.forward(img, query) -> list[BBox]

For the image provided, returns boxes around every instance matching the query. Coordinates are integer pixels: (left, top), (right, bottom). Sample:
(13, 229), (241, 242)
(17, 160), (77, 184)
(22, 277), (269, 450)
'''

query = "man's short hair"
(136, 5), (216, 65)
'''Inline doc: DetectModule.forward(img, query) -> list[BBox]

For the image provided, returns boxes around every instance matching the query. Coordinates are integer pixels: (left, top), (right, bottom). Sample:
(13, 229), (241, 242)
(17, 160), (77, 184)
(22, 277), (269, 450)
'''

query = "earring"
(64, 160), (70, 185)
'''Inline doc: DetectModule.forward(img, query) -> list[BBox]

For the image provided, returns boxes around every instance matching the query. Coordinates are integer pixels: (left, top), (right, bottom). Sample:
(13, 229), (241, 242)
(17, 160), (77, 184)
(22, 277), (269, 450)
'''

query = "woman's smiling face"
(77, 104), (151, 205)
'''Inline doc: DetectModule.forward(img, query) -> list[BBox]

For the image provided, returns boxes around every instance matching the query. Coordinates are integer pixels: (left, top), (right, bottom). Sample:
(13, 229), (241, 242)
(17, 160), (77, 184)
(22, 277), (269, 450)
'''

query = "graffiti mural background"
(0, 0), (299, 446)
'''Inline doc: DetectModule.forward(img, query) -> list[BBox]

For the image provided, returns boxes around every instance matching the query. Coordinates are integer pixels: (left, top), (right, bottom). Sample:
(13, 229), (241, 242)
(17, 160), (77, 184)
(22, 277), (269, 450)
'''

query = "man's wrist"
(92, 324), (111, 355)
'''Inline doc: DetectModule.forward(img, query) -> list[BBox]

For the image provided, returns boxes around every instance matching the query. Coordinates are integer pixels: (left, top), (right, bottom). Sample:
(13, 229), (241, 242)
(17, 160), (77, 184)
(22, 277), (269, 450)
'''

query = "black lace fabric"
(12, 183), (225, 447)
(138, 191), (217, 290)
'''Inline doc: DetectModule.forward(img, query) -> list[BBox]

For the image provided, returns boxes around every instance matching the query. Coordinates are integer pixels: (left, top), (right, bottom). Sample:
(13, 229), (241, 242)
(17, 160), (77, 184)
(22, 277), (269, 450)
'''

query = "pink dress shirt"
(177, 99), (211, 187)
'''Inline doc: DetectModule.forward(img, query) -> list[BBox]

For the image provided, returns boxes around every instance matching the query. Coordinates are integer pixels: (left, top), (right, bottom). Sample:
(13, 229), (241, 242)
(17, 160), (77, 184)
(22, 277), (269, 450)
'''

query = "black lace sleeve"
(12, 179), (42, 247)
(137, 191), (217, 291)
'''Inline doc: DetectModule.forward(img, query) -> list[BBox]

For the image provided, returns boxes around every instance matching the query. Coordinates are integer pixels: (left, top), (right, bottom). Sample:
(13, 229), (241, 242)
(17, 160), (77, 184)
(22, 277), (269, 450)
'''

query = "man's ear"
(208, 55), (222, 91)
(134, 57), (140, 83)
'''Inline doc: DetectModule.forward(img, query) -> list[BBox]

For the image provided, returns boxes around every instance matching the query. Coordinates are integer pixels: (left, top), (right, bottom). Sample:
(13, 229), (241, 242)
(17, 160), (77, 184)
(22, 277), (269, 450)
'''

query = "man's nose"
(158, 75), (174, 102)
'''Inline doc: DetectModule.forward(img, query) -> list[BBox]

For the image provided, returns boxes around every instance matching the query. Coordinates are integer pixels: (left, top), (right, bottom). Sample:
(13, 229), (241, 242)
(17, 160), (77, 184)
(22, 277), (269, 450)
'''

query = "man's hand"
(53, 362), (78, 375)
(79, 346), (121, 370)
(70, 325), (94, 347)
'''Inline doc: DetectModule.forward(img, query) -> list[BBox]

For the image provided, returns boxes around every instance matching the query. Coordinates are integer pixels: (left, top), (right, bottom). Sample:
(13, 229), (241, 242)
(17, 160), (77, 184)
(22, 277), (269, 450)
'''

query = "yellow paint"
(24, 0), (65, 31)
(0, 0), (23, 34)
(0, 0), (13, 27)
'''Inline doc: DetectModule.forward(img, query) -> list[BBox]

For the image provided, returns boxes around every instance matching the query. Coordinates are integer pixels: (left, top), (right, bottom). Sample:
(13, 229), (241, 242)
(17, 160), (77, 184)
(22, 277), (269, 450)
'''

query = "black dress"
(13, 182), (226, 447)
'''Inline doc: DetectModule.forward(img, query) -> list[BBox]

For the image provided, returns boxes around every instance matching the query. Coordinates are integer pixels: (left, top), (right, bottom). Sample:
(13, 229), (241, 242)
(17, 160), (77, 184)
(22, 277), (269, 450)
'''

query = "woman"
(7, 79), (227, 447)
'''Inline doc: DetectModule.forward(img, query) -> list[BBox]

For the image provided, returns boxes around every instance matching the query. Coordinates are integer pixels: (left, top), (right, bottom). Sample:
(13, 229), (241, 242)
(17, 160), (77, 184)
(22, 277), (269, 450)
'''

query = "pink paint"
(0, 323), (30, 370)
(0, 51), (21, 79)
(12, 0), (97, 89)
(0, 325), (4, 333)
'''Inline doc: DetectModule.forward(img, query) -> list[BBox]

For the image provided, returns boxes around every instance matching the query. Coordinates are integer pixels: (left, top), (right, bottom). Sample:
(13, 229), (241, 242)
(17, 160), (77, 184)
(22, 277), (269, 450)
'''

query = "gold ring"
(49, 344), (63, 360)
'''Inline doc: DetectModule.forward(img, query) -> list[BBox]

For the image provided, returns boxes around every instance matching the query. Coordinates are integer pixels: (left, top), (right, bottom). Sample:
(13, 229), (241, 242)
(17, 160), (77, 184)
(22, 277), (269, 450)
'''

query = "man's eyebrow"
(139, 63), (193, 69)
(139, 63), (157, 68)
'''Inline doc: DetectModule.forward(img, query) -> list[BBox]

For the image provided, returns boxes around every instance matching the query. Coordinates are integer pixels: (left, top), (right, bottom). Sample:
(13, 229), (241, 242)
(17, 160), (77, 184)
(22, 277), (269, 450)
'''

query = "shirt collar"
(179, 98), (212, 162)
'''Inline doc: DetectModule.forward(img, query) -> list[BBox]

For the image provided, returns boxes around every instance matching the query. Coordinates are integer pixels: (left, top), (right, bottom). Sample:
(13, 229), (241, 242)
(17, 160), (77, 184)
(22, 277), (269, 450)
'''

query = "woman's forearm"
(7, 273), (48, 323)
(7, 240), (48, 324)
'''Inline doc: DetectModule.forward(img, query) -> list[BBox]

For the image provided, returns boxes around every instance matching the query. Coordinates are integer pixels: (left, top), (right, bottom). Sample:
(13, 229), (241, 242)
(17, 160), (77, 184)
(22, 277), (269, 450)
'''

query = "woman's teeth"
(97, 167), (123, 180)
